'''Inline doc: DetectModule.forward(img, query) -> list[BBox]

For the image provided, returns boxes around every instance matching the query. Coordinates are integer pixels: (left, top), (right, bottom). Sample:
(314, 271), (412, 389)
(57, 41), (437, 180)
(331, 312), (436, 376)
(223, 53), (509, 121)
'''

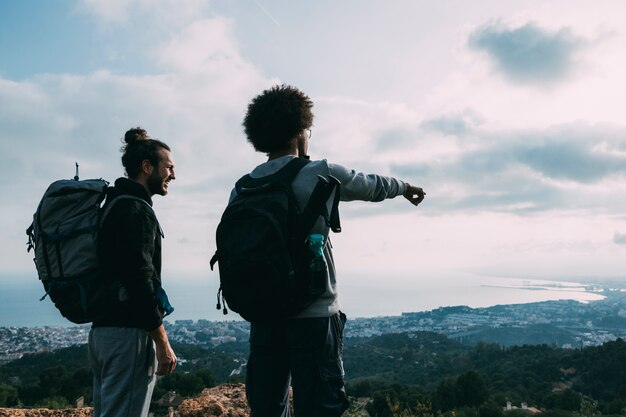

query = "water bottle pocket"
(307, 234), (328, 296)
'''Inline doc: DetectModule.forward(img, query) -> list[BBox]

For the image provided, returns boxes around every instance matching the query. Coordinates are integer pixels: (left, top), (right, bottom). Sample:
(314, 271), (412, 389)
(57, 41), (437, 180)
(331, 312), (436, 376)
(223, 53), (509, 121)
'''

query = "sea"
(0, 272), (607, 328)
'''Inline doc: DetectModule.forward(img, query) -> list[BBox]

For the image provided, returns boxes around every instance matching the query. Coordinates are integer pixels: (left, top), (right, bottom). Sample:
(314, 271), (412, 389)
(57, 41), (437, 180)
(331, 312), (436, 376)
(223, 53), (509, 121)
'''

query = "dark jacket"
(93, 178), (164, 331)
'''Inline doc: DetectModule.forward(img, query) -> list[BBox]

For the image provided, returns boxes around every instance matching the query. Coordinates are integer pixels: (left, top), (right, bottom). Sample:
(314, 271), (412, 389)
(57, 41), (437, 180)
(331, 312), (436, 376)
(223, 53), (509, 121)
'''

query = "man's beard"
(148, 171), (167, 196)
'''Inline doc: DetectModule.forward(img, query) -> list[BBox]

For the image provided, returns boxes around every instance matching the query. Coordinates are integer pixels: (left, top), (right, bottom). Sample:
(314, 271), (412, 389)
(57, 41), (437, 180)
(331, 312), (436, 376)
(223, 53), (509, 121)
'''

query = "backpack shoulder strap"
(101, 195), (164, 238)
(275, 157), (311, 185)
(235, 157), (310, 195)
(328, 175), (341, 233)
(298, 175), (341, 242)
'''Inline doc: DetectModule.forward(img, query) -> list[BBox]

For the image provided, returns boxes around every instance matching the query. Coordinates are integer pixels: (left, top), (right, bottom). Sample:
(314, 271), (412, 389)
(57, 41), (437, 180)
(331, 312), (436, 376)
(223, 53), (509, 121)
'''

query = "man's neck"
(267, 141), (299, 161)
(267, 149), (297, 161)
(131, 177), (153, 197)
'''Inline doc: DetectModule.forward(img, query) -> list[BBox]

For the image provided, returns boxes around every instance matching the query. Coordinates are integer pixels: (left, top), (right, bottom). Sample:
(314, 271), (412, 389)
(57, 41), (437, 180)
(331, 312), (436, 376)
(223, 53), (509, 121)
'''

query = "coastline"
(0, 275), (615, 327)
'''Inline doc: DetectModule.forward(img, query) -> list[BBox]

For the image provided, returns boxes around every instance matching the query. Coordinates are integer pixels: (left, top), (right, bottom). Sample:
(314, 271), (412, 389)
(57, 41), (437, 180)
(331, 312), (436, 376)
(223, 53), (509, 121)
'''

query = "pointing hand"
(403, 184), (426, 206)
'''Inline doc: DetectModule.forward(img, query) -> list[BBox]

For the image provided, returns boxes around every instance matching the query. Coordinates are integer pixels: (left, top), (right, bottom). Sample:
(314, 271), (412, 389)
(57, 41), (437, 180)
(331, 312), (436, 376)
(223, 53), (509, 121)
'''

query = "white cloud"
(614, 232), (626, 245)
(420, 110), (485, 137)
(469, 21), (585, 85)
(156, 18), (243, 74)
(390, 121), (626, 214)
(421, 15), (626, 132)
(0, 13), (274, 276)
(5, 0), (626, 290)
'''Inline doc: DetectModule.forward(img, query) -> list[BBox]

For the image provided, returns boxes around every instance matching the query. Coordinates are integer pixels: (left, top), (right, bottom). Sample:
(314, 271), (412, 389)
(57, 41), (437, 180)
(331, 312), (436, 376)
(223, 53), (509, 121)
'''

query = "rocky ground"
(0, 383), (250, 417)
(178, 383), (249, 417)
(0, 409), (92, 417)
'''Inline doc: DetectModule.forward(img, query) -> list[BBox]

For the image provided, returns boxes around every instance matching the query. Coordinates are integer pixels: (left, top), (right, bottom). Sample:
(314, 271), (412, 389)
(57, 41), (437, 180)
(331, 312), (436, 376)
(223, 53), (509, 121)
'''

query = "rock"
(178, 383), (249, 417)
(0, 408), (92, 417)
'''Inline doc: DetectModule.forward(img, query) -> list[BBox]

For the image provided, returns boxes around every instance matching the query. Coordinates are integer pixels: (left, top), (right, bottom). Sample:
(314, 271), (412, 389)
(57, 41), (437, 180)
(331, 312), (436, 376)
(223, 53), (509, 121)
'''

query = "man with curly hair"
(237, 84), (426, 417)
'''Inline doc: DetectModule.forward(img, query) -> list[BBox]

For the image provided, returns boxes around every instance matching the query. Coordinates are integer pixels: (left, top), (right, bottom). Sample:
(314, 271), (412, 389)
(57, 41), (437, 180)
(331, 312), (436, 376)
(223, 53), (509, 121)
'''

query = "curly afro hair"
(243, 84), (314, 153)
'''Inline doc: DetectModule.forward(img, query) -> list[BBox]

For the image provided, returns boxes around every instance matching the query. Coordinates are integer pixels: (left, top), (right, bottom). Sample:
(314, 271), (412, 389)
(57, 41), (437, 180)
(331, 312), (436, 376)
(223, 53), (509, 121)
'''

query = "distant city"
(1, 285), (624, 364)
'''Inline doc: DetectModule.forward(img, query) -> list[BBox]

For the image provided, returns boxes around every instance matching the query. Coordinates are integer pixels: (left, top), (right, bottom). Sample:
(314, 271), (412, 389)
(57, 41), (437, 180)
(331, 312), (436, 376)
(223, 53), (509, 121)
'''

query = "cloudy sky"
(1, 1), (625, 315)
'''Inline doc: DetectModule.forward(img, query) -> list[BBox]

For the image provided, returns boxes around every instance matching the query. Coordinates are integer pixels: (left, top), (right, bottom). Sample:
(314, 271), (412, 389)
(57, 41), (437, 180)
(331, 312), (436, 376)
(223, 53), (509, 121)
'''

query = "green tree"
(433, 379), (458, 412)
(456, 371), (489, 408)
(0, 384), (18, 407)
(478, 401), (503, 417)
(367, 392), (394, 417)
(405, 401), (437, 417)
(457, 405), (480, 417)
(157, 372), (205, 397)
(195, 368), (215, 388)
(541, 410), (576, 417)
(61, 368), (92, 403)
(343, 397), (368, 417)
(544, 389), (582, 411)
(35, 395), (69, 409)
(18, 383), (45, 405)
(574, 399), (601, 417)
(346, 379), (388, 397)
(38, 366), (70, 398)
(603, 398), (625, 415)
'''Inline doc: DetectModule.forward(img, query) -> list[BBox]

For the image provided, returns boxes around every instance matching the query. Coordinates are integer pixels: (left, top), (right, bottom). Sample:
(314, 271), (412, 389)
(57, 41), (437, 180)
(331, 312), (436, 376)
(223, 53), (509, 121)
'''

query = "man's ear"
(296, 132), (308, 158)
(141, 159), (154, 176)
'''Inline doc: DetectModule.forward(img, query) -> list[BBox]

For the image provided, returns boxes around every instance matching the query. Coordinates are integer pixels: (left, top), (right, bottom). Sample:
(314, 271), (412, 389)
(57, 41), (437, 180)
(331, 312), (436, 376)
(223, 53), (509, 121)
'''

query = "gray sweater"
(230, 155), (406, 318)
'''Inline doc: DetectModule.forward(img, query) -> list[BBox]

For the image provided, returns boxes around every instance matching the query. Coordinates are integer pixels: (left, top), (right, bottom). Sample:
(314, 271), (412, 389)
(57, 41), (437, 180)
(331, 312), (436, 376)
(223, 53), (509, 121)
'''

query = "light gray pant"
(88, 327), (157, 417)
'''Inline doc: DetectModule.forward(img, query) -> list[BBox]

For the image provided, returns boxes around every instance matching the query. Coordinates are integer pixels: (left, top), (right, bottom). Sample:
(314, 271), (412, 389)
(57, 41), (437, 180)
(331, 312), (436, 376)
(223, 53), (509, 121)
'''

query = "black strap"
(101, 195), (165, 238)
(55, 240), (64, 279)
(210, 252), (218, 270)
(235, 157), (310, 195)
(36, 203), (53, 284)
(298, 175), (342, 242)
(328, 175), (341, 233)
(26, 224), (34, 252)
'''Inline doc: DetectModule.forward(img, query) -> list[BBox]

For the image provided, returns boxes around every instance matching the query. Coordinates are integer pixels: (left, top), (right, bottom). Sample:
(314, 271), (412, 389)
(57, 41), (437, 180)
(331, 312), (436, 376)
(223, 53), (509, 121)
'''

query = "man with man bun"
(89, 127), (177, 417)
(237, 85), (426, 417)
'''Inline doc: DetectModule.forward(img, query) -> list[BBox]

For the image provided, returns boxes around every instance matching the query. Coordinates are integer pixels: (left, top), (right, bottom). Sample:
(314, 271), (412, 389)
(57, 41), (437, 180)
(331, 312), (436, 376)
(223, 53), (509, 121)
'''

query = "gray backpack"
(26, 176), (143, 323)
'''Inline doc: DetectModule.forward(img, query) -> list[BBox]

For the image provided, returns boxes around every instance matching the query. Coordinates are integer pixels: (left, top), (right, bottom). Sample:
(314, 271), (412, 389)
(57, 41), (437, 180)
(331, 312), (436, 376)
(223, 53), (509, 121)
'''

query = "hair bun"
(124, 127), (149, 144)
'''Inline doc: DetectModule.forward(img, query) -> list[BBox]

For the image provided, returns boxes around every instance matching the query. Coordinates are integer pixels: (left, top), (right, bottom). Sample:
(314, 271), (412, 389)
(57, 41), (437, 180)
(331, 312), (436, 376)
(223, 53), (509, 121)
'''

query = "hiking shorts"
(246, 311), (349, 417)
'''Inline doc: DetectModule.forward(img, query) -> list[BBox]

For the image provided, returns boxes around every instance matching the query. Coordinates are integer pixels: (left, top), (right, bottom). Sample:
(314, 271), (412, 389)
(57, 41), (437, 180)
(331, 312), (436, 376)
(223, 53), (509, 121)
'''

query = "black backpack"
(209, 158), (341, 322)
